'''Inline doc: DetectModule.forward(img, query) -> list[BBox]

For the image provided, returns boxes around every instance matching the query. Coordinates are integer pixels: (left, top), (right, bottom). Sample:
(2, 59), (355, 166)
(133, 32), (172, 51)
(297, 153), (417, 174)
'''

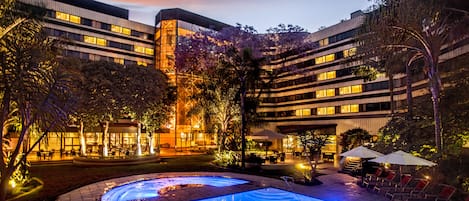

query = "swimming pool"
(101, 176), (249, 201)
(197, 187), (322, 201)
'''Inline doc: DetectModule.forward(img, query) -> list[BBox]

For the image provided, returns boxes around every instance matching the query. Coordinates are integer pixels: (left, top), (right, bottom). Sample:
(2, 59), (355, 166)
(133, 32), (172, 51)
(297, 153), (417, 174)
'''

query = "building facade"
(19, 0), (156, 155)
(16, 1), (468, 160)
(258, 12), (391, 162)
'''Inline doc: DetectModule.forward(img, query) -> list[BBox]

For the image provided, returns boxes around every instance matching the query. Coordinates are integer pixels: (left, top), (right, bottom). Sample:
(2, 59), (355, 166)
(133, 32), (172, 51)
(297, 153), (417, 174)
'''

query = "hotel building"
(16, 1), (468, 160)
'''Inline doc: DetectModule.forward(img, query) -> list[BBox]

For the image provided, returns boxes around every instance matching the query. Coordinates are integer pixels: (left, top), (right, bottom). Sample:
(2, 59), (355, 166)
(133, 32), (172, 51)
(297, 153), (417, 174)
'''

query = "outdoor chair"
(400, 183), (456, 201)
(385, 178), (430, 201)
(374, 174), (412, 194)
(362, 167), (383, 186)
(364, 170), (396, 189)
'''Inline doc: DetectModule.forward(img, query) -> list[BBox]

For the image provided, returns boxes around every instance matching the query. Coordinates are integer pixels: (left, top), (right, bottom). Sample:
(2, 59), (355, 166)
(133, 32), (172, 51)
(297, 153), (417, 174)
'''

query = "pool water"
(101, 176), (249, 201)
(197, 187), (322, 201)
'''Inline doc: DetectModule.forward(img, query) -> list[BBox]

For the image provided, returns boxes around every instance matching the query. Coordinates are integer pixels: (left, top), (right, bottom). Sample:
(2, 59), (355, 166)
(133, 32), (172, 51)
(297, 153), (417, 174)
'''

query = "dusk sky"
(96, 0), (374, 33)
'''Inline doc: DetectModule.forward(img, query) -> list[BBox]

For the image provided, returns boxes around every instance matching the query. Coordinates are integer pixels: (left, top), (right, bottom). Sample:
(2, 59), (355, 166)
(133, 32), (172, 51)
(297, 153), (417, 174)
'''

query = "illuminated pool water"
(197, 187), (322, 201)
(101, 176), (249, 201)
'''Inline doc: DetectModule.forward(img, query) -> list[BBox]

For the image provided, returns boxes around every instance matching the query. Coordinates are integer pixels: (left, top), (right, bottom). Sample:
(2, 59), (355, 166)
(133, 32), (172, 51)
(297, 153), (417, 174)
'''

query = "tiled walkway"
(56, 168), (388, 201)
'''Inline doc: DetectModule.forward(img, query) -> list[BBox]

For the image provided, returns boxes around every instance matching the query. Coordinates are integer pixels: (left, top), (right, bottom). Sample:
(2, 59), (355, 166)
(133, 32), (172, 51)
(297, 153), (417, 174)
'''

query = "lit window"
(318, 106), (335, 115)
(319, 38), (329, 47)
(351, 85), (362, 93)
(145, 48), (154, 55)
(96, 38), (106, 46)
(325, 54), (335, 62)
(55, 11), (69, 21)
(315, 53), (335, 65)
(326, 89), (335, 96)
(317, 71), (336, 81)
(343, 47), (357, 57)
(341, 104), (359, 113)
(137, 61), (147, 67)
(114, 58), (124, 65)
(295, 109), (311, 117)
(315, 56), (326, 64)
(326, 71), (336, 79)
(316, 88), (335, 98)
(135, 46), (145, 53)
(84, 36), (97, 44)
(339, 86), (352, 95)
(69, 15), (80, 24)
(122, 28), (131, 35)
(111, 25), (122, 33)
(339, 85), (362, 95)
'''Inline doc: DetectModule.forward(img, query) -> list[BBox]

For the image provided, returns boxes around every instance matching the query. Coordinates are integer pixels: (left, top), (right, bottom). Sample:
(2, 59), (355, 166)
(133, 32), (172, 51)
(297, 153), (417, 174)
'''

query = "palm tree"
(358, 0), (468, 151)
(0, 3), (76, 199)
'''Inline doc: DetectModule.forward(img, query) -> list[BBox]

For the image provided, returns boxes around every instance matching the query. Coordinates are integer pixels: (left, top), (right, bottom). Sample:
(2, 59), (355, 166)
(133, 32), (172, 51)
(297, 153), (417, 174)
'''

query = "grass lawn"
(25, 155), (299, 201)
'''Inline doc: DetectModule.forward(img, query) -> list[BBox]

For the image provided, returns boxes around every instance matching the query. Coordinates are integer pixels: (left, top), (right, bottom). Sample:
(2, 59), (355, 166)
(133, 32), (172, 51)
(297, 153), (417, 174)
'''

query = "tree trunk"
(148, 132), (154, 154)
(406, 64), (413, 120)
(79, 121), (86, 156)
(429, 73), (443, 151)
(137, 123), (142, 156)
(103, 121), (109, 157)
(389, 74), (395, 114)
(0, 174), (9, 201)
(240, 79), (247, 169)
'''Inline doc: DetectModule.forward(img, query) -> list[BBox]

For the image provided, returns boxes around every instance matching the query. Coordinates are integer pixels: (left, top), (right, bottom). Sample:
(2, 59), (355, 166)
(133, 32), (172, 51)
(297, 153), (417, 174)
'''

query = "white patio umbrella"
(340, 146), (384, 158)
(369, 150), (437, 166)
(340, 146), (383, 184)
(370, 150), (437, 180)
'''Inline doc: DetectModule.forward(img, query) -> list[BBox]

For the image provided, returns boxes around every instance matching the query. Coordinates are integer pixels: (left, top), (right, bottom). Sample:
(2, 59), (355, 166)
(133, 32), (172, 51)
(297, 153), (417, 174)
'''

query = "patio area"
(56, 163), (387, 201)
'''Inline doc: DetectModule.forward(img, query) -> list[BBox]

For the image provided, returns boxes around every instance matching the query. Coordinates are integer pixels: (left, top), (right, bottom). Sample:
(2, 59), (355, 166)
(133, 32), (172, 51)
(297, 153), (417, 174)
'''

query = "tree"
(0, 1), (76, 199)
(299, 130), (328, 183)
(118, 64), (172, 155)
(175, 24), (269, 168)
(358, 0), (468, 151)
(339, 128), (372, 152)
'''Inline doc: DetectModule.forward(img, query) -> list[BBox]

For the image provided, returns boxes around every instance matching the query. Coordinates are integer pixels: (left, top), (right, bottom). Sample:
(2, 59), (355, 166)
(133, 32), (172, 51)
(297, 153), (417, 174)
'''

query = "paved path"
(56, 169), (388, 201)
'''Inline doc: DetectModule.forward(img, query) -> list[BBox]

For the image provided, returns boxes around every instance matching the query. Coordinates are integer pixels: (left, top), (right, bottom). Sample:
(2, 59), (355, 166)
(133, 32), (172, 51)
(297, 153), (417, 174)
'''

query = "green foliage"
(298, 130), (328, 158)
(339, 128), (372, 152)
(353, 66), (380, 82)
(374, 116), (434, 155)
(213, 151), (239, 168)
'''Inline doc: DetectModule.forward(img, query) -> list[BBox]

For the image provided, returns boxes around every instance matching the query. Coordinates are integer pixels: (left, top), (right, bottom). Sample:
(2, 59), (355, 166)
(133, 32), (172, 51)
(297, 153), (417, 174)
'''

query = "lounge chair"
(364, 170), (396, 189)
(400, 184), (456, 201)
(385, 178), (430, 201)
(362, 168), (383, 186)
(374, 174), (412, 194)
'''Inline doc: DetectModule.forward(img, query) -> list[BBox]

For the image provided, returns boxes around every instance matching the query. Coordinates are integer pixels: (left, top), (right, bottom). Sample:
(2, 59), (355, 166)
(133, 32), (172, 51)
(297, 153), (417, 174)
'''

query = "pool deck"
(56, 164), (388, 201)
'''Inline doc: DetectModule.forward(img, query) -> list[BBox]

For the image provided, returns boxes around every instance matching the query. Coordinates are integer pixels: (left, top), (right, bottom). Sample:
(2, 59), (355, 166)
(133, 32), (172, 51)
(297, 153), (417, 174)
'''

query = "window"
(114, 58), (124, 65)
(55, 11), (69, 21)
(111, 25), (122, 33)
(134, 46), (145, 53)
(316, 88), (335, 98)
(351, 85), (362, 93)
(295, 109), (311, 117)
(343, 47), (357, 57)
(96, 38), (106, 46)
(315, 53), (335, 65)
(137, 61), (147, 67)
(315, 56), (326, 64)
(325, 54), (335, 62)
(84, 36), (97, 44)
(319, 38), (329, 47)
(122, 28), (131, 35)
(145, 48), (154, 55)
(317, 71), (336, 81)
(317, 107), (335, 115)
(339, 85), (362, 95)
(341, 104), (359, 113)
(69, 15), (80, 24)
